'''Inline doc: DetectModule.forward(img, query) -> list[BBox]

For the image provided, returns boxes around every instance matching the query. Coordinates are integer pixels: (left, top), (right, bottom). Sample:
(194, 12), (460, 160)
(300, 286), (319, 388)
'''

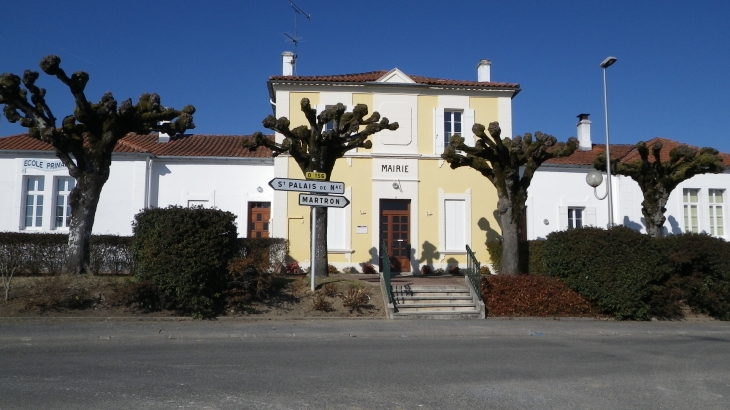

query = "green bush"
(132, 206), (238, 318)
(487, 240), (546, 275)
(544, 226), (670, 320)
(658, 233), (730, 320)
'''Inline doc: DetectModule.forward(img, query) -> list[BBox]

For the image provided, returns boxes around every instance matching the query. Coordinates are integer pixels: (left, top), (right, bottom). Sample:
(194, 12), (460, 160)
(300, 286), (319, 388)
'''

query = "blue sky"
(2, 0), (729, 152)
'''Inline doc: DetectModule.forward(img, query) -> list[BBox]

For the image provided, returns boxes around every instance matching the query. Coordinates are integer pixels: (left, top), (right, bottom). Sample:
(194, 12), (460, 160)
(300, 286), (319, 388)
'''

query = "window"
(248, 202), (270, 238)
(55, 177), (75, 228)
(709, 189), (724, 236)
(568, 207), (583, 229)
(444, 199), (466, 250)
(323, 105), (335, 132)
(683, 188), (700, 233)
(434, 108), (474, 152)
(24, 176), (45, 228)
(444, 110), (462, 147)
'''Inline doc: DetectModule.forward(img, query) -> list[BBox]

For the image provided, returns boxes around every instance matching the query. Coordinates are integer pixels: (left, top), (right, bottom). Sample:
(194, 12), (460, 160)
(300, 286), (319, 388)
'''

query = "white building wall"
(152, 159), (273, 237)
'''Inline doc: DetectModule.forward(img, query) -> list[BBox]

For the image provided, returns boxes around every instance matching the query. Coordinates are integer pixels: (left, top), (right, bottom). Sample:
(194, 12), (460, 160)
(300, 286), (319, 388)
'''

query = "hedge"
(487, 240), (546, 275)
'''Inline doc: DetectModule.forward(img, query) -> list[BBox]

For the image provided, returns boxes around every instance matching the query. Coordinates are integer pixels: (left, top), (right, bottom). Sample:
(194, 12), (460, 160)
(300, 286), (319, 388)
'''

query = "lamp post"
(595, 56), (617, 228)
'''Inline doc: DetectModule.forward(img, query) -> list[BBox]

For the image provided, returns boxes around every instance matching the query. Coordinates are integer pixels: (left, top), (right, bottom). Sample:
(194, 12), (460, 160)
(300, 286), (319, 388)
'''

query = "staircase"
(390, 284), (484, 319)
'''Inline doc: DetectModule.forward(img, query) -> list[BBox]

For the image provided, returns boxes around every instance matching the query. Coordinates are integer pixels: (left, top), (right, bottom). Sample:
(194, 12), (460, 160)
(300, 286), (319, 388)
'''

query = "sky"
(1, 0), (729, 152)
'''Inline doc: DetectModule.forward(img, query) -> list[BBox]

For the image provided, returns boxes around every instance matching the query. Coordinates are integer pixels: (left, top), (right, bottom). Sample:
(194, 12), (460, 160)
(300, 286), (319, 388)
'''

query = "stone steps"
(390, 284), (483, 319)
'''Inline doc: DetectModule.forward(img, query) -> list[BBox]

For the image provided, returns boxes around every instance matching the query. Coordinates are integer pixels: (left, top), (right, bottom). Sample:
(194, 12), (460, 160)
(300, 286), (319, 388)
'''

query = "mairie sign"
(298, 193), (350, 208)
(269, 178), (344, 194)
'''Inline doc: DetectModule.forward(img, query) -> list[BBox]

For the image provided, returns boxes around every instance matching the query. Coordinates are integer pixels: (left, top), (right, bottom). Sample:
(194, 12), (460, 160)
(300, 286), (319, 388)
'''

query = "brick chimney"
(576, 113), (592, 151)
(477, 59), (491, 82)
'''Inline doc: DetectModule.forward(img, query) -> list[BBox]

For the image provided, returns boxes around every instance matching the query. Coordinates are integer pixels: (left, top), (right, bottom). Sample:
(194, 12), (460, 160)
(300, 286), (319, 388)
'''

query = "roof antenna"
(283, 0), (310, 75)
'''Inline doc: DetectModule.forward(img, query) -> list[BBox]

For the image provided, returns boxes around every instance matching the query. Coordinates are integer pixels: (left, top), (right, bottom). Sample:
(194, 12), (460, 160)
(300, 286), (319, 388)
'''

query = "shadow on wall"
(478, 215), (502, 246)
(417, 241), (440, 268)
(446, 257), (459, 269)
(149, 163), (172, 208)
(622, 216), (643, 231)
(667, 215), (681, 234)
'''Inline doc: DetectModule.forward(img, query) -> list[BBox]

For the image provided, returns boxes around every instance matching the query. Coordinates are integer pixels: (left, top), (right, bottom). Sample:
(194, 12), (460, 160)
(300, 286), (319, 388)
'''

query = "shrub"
(286, 262), (302, 274)
(420, 265), (433, 275)
(327, 264), (339, 275)
(227, 256), (274, 301)
(544, 226), (670, 320)
(24, 275), (98, 311)
(434, 268), (445, 276)
(321, 282), (337, 297)
(312, 293), (332, 311)
(448, 265), (462, 276)
(479, 266), (492, 275)
(132, 206), (238, 318)
(341, 266), (358, 274)
(361, 263), (377, 274)
(657, 233), (730, 320)
(237, 238), (288, 274)
(487, 240), (546, 275)
(342, 287), (370, 312)
(481, 274), (594, 317)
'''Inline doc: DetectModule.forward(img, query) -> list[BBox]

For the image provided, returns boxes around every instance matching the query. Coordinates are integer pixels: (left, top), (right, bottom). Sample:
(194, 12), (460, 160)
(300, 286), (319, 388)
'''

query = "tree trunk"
(642, 201), (667, 238)
(66, 175), (105, 274)
(311, 206), (329, 278)
(498, 196), (520, 276)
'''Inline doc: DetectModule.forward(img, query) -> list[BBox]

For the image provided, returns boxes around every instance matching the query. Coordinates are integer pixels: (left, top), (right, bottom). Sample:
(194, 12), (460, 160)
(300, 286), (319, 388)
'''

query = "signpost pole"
(310, 206), (316, 291)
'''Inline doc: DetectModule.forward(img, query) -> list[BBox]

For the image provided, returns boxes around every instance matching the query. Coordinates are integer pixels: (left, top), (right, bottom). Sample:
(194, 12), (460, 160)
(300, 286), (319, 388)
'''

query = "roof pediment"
(375, 68), (415, 84)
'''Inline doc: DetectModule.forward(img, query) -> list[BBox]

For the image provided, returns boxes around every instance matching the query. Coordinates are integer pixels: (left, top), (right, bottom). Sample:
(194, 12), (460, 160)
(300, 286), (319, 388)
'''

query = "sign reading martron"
(268, 178), (344, 194)
(298, 194), (350, 208)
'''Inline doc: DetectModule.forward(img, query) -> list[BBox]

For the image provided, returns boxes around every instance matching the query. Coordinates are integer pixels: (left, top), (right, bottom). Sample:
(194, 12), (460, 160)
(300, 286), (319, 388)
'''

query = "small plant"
(480, 266), (492, 275)
(341, 266), (358, 274)
(434, 268), (445, 276)
(327, 264), (339, 275)
(420, 265), (433, 276)
(321, 282), (338, 297)
(286, 262), (302, 275)
(342, 287), (370, 313)
(312, 293), (333, 311)
(290, 276), (310, 297)
(361, 263), (377, 274)
(449, 265), (462, 276)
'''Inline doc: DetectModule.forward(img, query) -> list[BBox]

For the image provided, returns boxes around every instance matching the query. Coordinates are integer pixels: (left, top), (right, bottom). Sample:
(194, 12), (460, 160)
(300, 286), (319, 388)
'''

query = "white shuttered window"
(444, 199), (466, 250)
(327, 207), (346, 250)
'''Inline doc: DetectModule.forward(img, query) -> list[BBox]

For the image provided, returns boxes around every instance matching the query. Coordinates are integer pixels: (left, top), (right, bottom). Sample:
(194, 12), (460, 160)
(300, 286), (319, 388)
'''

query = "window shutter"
(434, 107), (445, 153)
(327, 207), (345, 250)
(584, 207), (597, 227)
(462, 109), (475, 146)
(559, 206), (568, 230)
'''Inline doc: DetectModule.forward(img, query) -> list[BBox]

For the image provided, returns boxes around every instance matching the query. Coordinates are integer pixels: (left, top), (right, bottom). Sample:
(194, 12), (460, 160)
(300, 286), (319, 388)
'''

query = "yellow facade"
(270, 68), (519, 272)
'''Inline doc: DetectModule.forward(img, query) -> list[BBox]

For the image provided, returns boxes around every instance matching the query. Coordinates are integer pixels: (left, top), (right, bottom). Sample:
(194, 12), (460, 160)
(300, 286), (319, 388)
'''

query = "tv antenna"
(283, 0), (310, 75)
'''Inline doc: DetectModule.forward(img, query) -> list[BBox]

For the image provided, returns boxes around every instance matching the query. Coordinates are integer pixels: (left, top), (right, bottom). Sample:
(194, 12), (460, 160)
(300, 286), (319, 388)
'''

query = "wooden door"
(379, 199), (411, 272)
(248, 202), (271, 238)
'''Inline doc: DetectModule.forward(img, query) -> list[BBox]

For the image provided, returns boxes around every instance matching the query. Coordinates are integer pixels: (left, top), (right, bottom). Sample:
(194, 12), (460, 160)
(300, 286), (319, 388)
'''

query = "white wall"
(0, 154), (274, 237)
(151, 158), (274, 237)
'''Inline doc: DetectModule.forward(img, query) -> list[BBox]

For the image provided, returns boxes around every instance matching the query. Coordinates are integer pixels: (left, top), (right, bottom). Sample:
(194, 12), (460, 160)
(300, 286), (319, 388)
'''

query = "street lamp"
(587, 56), (618, 228)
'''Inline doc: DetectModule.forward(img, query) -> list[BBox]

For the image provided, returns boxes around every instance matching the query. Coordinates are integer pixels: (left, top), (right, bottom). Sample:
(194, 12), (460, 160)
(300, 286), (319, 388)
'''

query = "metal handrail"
(380, 240), (394, 304)
(465, 245), (483, 301)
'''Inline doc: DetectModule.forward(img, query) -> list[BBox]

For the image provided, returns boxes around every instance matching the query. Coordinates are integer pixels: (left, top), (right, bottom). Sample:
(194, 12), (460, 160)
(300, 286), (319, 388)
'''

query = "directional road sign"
(269, 178), (345, 194)
(298, 194), (350, 208)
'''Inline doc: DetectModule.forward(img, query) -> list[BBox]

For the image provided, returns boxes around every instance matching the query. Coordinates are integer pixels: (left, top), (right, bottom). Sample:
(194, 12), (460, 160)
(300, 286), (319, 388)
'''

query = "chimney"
(576, 113), (592, 151)
(477, 59), (491, 82)
(282, 51), (295, 76)
(158, 121), (171, 143)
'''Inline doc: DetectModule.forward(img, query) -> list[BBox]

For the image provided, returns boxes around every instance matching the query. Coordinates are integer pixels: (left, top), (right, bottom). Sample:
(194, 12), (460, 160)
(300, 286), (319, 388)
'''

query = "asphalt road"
(1, 318), (729, 409)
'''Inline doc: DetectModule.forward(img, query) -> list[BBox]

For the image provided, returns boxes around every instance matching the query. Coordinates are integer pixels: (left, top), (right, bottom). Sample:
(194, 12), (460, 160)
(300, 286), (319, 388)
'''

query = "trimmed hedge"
(544, 226), (671, 320)
(132, 206), (238, 318)
(481, 274), (594, 317)
(0, 232), (134, 275)
(487, 240), (546, 275)
(656, 233), (730, 320)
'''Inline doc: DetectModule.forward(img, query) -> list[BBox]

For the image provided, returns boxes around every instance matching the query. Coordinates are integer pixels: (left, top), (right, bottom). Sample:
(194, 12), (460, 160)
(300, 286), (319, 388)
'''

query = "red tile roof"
(544, 144), (635, 166)
(0, 133), (274, 158)
(269, 71), (520, 89)
(544, 137), (729, 167)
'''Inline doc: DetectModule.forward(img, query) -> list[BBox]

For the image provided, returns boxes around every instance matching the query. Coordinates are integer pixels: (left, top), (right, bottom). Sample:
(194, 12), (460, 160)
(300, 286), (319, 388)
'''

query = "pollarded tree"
(443, 122), (577, 276)
(0, 55), (195, 274)
(594, 140), (724, 238)
(243, 98), (398, 277)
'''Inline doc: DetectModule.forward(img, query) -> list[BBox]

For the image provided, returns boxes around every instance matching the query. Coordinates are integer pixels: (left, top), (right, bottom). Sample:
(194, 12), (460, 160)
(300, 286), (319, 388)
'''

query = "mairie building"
(269, 52), (521, 272)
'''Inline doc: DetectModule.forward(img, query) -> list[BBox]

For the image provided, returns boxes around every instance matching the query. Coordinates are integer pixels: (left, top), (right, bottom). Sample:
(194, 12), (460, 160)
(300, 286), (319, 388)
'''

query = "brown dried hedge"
(481, 274), (595, 317)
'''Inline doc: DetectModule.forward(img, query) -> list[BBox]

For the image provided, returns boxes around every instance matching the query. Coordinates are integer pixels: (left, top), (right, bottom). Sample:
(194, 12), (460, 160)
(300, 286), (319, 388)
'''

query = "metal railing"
(465, 245), (483, 301)
(380, 240), (394, 305)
